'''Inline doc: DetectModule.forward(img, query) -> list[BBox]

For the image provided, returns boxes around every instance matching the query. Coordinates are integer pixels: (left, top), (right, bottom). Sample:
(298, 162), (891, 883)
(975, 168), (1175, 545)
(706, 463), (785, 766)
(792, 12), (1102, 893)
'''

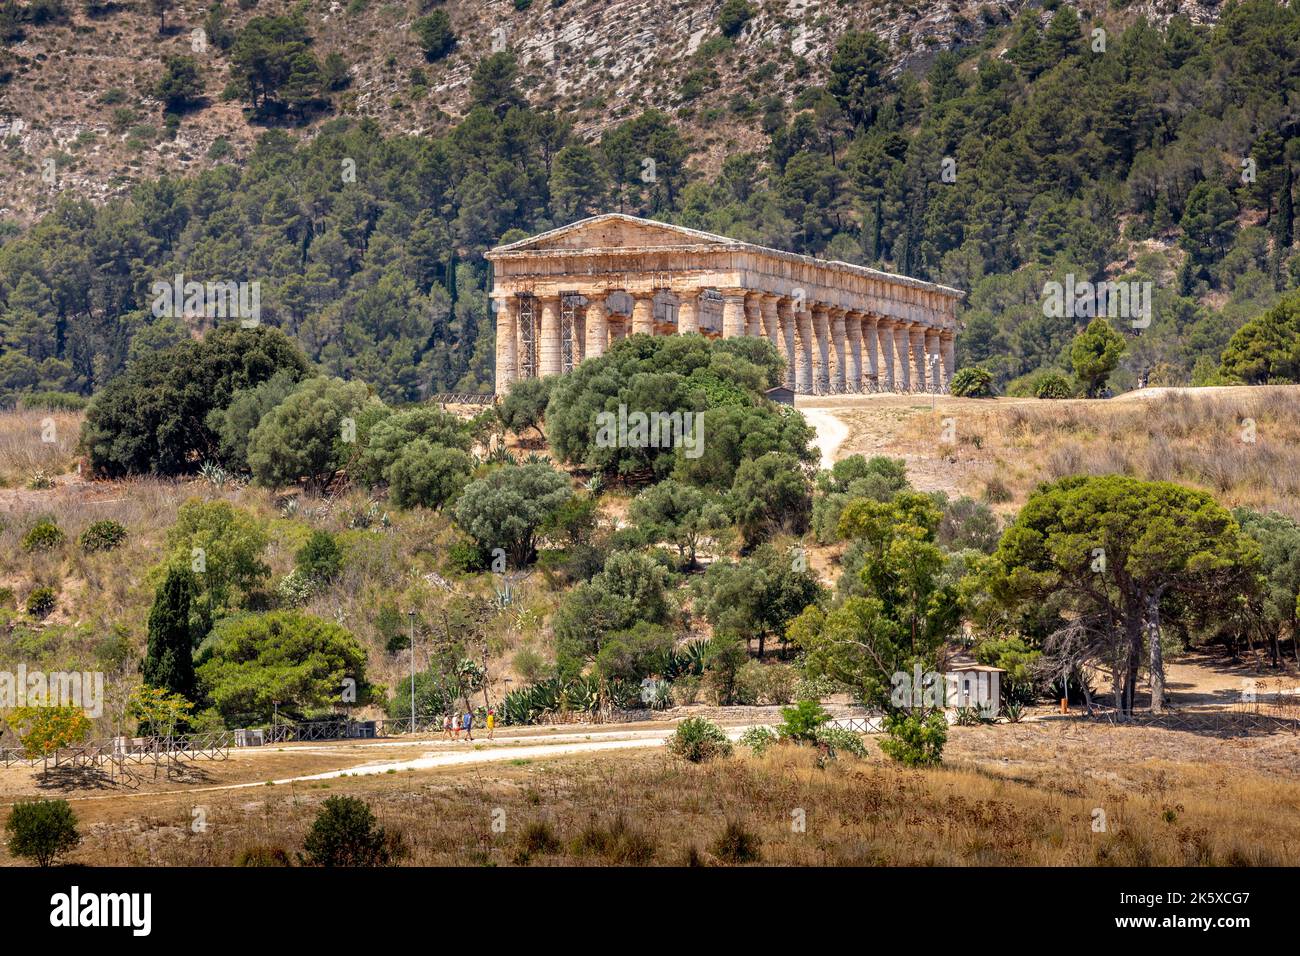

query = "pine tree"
(142, 566), (197, 700)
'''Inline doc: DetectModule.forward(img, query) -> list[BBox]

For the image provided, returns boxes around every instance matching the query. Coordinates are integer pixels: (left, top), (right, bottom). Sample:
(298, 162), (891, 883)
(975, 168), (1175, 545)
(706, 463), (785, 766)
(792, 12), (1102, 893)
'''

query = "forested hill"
(1, 0), (1298, 404)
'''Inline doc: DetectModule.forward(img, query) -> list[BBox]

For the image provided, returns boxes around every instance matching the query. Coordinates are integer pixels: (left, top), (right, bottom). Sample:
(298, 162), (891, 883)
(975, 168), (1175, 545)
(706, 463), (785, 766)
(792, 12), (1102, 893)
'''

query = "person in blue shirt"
(462, 710), (473, 741)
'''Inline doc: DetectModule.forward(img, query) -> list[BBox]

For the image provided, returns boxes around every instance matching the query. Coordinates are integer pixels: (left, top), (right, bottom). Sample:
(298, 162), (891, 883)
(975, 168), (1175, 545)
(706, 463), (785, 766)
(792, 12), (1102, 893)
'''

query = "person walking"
(452, 711), (461, 739)
(462, 709), (473, 741)
(442, 713), (453, 739)
(486, 709), (495, 740)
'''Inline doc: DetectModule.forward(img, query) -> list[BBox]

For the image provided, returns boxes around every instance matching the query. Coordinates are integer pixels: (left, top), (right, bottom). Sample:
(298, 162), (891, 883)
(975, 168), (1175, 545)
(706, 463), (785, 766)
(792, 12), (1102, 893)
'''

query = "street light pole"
(408, 610), (416, 735)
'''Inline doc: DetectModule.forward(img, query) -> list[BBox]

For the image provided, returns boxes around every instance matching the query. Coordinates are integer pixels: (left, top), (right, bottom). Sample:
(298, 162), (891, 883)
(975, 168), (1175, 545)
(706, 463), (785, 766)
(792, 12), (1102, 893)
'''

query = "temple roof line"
(485, 214), (965, 300)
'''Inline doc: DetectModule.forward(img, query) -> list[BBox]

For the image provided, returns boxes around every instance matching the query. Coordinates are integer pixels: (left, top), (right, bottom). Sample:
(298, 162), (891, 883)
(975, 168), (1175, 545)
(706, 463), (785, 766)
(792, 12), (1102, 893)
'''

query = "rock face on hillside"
(0, 0), (1222, 223)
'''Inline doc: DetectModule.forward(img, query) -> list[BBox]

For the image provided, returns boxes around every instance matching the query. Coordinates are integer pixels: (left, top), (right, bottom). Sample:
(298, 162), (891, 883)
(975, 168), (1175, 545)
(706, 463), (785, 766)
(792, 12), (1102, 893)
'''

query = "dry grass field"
(6, 719), (1295, 867)
(803, 385), (1300, 519)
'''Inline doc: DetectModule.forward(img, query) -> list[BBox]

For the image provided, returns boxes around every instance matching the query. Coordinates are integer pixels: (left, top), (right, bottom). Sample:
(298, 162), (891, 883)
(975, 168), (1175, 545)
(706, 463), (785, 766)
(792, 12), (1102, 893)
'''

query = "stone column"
(829, 308), (847, 394)
(721, 290), (748, 339)
(631, 293), (655, 337)
(494, 295), (517, 395)
(942, 332), (956, 388)
(778, 298), (797, 389)
(585, 297), (608, 360)
(844, 311), (862, 393)
(925, 328), (942, 391)
(910, 325), (928, 393)
(537, 296), (562, 377)
(812, 305), (831, 395)
(892, 322), (910, 392)
(677, 291), (699, 334)
(745, 293), (763, 338)
(760, 295), (780, 349)
(794, 307), (813, 394)
(862, 314), (879, 392)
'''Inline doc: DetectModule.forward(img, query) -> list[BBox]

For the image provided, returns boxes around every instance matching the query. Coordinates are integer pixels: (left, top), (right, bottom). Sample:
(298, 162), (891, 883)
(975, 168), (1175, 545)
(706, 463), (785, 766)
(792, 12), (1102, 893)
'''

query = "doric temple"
(486, 214), (963, 397)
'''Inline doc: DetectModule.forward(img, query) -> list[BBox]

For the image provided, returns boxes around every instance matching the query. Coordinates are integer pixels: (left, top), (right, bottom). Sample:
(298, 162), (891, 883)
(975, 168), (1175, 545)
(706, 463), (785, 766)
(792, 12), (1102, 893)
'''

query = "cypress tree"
(142, 566), (197, 700)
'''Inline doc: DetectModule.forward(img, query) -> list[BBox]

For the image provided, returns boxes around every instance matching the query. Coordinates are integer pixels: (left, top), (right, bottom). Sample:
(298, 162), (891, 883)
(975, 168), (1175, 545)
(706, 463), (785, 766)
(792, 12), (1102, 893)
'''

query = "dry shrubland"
(58, 726), (1300, 867)
(0, 409), (82, 488)
(891, 387), (1300, 518)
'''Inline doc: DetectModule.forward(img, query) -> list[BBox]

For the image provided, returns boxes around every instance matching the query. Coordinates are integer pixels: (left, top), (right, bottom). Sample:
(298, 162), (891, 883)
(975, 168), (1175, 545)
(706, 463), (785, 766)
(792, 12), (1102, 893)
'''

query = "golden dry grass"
(27, 721), (1300, 867)
(0, 409), (82, 488)
(881, 387), (1300, 518)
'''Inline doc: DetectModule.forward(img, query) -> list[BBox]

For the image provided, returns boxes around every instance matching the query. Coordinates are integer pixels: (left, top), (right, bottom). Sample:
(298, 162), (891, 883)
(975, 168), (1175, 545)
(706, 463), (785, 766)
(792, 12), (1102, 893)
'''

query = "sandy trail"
(46, 727), (759, 804)
(799, 407), (849, 469)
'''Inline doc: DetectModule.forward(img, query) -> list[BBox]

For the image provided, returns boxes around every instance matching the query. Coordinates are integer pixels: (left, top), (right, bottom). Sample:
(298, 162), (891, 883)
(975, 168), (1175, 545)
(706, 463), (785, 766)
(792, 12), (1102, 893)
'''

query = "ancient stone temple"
(486, 214), (963, 397)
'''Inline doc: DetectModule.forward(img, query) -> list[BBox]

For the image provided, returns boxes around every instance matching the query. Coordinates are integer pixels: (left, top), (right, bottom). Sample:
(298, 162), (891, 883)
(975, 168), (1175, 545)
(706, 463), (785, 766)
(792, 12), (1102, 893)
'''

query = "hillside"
(2, 0), (1298, 409)
(1, 0), (1227, 224)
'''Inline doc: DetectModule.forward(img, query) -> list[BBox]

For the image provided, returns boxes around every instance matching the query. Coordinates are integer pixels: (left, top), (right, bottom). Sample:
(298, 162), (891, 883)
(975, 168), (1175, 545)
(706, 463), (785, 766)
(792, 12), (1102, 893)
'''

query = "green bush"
(1034, 371), (1073, 399)
(295, 529), (343, 583)
(25, 586), (57, 618)
(79, 519), (127, 553)
(717, 0), (753, 37)
(948, 365), (995, 397)
(878, 711), (947, 767)
(666, 717), (733, 763)
(814, 726), (868, 758)
(18, 391), (87, 411)
(300, 796), (394, 866)
(21, 518), (65, 553)
(776, 699), (830, 743)
(737, 725), (778, 755)
(388, 441), (473, 510)
(5, 799), (80, 866)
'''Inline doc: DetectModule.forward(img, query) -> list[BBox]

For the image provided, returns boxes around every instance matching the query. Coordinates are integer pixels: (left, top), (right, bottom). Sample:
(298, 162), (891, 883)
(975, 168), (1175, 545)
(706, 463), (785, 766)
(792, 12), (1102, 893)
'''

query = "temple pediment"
(490, 214), (738, 254)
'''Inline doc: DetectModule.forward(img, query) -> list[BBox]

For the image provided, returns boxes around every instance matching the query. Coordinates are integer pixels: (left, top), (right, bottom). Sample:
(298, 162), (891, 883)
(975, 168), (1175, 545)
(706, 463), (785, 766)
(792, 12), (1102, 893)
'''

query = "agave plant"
(665, 639), (708, 680)
(524, 452), (552, 465)
(199, 461), (233, 489)
(1000, 701), (1025, 723)
(584, 474), (604, 495)
(485, 444), (515, 465)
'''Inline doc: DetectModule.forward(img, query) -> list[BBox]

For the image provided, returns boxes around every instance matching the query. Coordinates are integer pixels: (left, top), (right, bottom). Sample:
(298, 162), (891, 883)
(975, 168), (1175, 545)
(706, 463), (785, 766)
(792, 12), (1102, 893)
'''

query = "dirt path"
(12, 727), (758, 805)
(798, 406), (850, 469)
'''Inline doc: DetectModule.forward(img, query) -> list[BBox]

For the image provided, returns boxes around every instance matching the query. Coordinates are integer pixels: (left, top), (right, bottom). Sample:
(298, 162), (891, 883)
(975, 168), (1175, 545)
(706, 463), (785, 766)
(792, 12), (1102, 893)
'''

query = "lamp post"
(408, 610), (417, 735)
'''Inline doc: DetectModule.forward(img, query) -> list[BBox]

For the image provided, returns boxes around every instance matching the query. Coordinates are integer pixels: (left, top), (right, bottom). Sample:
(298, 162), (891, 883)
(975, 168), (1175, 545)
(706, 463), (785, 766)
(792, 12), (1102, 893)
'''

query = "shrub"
(949, 365), (995, 397)
(413, 9), (456, 61)
(235, 844), (292, 866)
(814, 726), (868, 758)
(710, 820), (761, 864)
(717, 0), (753, 37)
(79, 519), (127, 553)
(758, 662), (799, 704)
(21, 518), (65, 553)
(670, 674), (701, 706)
(5, 799), (80, 866)
(776, 699), (830, 743)
(666, 717), (732, 763)
(514, 820), (562, 863)
(295, 529), (343, 583)
(25, 586), (57, 617)
(571, 814), (656, 864)
(300, 796), (393, 866)
(1034, 371), (1073, 399)
(388, 441), (473, 510)
(737, 725), (778, 755)
(878, 711), (947, 766)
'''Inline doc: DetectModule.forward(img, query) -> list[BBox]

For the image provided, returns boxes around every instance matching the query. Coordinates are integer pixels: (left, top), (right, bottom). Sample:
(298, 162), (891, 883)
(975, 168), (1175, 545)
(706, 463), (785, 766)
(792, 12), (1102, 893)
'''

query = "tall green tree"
(984, 475), (1258, 714)
(1069, 317), (1126, 397)
(143, 565), (198, 700)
